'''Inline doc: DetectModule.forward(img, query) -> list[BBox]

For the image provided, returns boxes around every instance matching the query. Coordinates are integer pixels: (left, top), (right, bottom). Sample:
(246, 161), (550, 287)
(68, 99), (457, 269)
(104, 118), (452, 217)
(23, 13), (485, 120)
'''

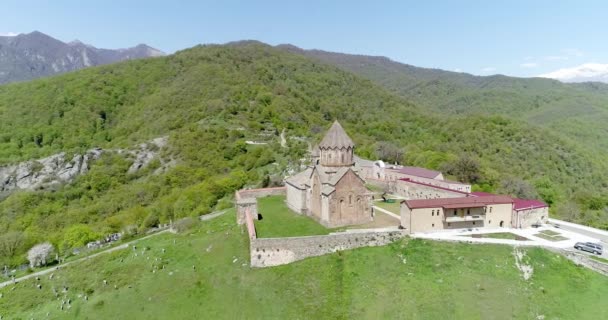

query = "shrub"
(172, 217), (199, 233)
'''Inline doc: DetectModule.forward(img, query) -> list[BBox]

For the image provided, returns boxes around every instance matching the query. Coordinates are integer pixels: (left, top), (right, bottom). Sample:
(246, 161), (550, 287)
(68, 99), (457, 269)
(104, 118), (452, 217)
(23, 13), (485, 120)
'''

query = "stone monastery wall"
(236, 187), (286, 200)
(234, 187), (406, 268)
(250, 230), (406, 268)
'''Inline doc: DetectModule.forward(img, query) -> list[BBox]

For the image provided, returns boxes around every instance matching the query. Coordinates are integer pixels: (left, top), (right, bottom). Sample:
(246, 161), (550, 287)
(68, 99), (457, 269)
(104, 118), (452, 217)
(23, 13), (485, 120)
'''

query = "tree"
(498, 177), (539, 200)
(556, 202), (582, 222)
(375, 141), (404, 164)
(0, 232), (25, 258)
(61, 225), (99, 251)
(441, 154), (482, 183)
(27, 242), (55, 268)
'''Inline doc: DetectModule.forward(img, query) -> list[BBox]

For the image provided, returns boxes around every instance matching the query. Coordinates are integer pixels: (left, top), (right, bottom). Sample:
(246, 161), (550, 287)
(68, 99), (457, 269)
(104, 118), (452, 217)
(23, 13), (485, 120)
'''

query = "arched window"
(349, 194), (352, 204)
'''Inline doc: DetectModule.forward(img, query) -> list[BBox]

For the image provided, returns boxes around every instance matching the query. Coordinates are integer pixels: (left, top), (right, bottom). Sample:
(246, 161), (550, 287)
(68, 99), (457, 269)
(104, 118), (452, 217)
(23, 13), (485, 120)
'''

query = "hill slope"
(280, 45), (608, 153)
(0, 41), (607, 267)
(0, 31), (164, 84)
(2, 213), (608, 319)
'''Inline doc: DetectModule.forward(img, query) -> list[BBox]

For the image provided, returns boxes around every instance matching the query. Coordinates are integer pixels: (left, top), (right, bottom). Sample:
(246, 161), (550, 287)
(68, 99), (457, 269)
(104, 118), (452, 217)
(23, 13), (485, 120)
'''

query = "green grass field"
(2, 211), (608, 319)
(373, 200), (401, 215)
(538, 230), (561, 236)
(253, 195), (330, 238)
(535, 231), (569, 242)
(468, 232), (529, 241)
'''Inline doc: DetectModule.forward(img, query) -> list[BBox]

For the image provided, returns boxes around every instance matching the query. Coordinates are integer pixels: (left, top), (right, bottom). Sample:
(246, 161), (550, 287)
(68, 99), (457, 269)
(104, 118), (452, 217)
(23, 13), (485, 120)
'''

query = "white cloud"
(481, 67), (496, 73)
(0, 32), (19, 37)
(520, 62), (538, 68)
(539, 63), (608, 83)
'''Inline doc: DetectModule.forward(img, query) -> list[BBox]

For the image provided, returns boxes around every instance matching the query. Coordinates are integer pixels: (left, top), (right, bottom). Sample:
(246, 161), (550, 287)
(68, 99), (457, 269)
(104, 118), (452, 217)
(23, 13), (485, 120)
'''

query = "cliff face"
(0, 137), (169, 197)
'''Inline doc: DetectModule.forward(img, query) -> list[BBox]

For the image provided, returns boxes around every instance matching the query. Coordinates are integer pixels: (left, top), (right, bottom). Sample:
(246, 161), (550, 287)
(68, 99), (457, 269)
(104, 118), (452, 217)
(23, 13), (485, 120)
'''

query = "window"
(447, 223), (451, 227)
(467, 209), (470, 214)
(489, 220), (492, 224)
(472, 221), (476, 225)
(431, 210), (435, 216)
(349, 195), (352, 205)
(453, 209), (457, 216)
(490, 207), (493, 213)
(432, 223), (435, 227)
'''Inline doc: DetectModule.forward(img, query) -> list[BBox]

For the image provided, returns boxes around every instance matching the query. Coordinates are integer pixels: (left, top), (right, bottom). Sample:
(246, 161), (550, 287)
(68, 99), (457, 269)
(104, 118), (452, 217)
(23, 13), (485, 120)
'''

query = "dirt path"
(0, 230), (171, 289)
(1, 210), (230, 289)
(372, 206), (401, 220)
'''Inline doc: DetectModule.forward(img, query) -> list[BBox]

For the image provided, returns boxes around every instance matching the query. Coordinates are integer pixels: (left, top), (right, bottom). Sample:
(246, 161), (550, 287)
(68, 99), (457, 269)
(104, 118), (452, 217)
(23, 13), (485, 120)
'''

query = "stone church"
(285, 121), (373, 227)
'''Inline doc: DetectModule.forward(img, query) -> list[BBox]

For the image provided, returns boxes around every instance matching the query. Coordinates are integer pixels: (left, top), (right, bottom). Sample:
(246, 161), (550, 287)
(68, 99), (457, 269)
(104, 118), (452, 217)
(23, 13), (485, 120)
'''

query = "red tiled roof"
(513, 198), (548, 211)
(403, 195), (514, 209)
(398, 178), (469, 194)
(442, 203), (487, 209)
(470, 191), (496, 197)
(398, 166), (442, 179)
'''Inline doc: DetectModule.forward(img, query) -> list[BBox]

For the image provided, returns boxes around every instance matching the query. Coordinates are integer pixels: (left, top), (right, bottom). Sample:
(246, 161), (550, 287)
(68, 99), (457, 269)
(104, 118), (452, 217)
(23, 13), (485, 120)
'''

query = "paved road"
(549, 218), (608, 244)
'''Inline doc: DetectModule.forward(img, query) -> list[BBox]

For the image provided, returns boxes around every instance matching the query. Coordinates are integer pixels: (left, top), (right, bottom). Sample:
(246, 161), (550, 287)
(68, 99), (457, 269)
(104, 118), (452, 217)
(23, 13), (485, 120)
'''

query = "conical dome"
(318, 121), (355, 149)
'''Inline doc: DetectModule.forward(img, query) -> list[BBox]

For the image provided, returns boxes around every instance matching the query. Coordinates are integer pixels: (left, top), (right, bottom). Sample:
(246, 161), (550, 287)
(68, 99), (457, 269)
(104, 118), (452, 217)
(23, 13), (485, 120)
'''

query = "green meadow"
(2, 211), (608, 320)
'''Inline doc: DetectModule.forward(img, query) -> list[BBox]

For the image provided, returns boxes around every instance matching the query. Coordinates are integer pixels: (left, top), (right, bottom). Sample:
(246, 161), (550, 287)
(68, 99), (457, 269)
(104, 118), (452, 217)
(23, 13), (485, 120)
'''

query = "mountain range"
(0, 31), (164, 84)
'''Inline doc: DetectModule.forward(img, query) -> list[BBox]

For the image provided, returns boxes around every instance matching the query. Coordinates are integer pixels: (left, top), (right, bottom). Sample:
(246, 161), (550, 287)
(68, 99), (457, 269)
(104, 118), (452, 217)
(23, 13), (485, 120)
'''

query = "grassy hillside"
(1, 41), (608, 268)
(2, 212), (607, 319)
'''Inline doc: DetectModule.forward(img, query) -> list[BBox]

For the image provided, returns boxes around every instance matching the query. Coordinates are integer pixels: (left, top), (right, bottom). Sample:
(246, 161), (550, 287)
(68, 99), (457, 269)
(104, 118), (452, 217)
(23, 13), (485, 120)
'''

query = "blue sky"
(1, 0), (606, 77)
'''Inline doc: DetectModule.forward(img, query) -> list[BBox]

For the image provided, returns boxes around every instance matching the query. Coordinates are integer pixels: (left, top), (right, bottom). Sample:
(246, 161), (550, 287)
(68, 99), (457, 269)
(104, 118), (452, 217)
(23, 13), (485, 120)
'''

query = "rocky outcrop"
(0, 137), (169, 196)
(0, 149), (101, 194)
(123, 137), (169, 174)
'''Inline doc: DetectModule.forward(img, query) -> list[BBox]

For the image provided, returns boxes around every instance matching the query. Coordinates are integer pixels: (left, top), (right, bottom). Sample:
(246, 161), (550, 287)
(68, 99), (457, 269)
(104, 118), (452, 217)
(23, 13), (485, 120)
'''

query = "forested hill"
(0, 41), (607, 267)
(279, 45), (608, 154)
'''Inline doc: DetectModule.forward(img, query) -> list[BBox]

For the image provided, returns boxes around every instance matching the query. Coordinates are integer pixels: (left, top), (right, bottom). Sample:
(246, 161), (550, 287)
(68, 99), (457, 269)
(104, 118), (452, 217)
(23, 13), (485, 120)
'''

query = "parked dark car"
(574, 242), (603, 255)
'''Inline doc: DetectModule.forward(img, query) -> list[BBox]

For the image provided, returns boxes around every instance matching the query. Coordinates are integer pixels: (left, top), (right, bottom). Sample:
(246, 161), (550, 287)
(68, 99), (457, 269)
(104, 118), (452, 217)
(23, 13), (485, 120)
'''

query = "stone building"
(512, 198), (549, 228)
(285, 121), (373, 228)
(394, 178), (469, 200)
(400, 195), (515, 233)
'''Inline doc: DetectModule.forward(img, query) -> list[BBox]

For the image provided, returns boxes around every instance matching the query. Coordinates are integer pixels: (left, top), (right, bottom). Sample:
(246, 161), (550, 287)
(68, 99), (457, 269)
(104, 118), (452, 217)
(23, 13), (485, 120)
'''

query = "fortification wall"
(235, 187), (286, 224)
(364, 178), (392, 192)
(236, 187), (286, 200)
(250, 230), (406, 268)
(394, 180), (467, 200)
